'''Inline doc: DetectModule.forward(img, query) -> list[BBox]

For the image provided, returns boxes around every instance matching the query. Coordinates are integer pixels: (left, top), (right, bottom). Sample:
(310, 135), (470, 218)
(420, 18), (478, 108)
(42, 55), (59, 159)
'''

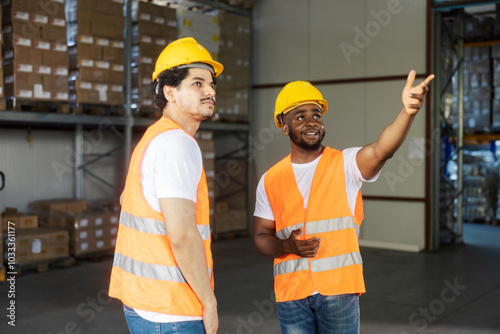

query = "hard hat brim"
(152, 60), (224, 81)
(275, 101), (327, 128)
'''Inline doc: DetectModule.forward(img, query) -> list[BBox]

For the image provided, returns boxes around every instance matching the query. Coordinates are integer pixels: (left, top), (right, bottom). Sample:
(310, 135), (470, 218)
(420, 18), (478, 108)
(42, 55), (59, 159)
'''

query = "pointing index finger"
(422, 74), (435, 86)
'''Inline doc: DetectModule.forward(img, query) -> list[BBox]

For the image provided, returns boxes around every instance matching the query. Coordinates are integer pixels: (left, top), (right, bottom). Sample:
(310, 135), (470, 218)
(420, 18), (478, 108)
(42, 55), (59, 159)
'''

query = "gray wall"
(251, 0), (428, 251)
(0, 128), (125, 212)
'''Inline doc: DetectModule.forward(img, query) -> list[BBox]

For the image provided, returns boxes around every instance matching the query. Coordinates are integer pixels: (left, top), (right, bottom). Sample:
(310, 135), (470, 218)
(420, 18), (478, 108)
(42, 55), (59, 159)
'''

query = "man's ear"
(163, 85), (175, 102)
(282, 123), (289, 136)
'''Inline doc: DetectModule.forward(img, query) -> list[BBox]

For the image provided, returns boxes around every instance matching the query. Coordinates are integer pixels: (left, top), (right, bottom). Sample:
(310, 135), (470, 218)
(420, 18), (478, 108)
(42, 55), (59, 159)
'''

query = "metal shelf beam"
(0, 110), (250, 131)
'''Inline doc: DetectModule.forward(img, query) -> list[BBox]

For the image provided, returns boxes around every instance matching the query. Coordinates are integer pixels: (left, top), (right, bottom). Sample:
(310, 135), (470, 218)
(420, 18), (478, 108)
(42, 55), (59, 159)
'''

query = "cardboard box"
(66, 0), (124, 15)
(28, 198), (87, 214)
(71, 237), (115, 256)
(214, 209), (247, 233)
(215, 201), (228, 213)
(215, 159), (247, 210)
(1, 213), (19, 230)
(91, 21), (124, 40)
(0, 213), (3, 269)
(1, 214), (38, 230)
(3, 2), (67, 103)
(3, 21), (42, 39)
(2, 227), (69, 264)
(43, 210), (119, 256)
(42, 25), (66, 43)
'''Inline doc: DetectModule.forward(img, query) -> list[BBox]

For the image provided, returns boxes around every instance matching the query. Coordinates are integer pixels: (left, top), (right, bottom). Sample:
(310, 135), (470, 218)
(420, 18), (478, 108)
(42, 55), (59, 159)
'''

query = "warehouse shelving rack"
(0, 0), (254, 236)
(432, 0), (500, 249)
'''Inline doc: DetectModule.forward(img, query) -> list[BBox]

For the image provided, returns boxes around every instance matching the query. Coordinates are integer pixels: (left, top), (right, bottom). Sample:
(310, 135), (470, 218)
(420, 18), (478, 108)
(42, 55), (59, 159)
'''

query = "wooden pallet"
(72, 249), (115, 262)
(6, 99), (70, 114)
(10, 256), (75, 276)
(212, 229), (249, 241)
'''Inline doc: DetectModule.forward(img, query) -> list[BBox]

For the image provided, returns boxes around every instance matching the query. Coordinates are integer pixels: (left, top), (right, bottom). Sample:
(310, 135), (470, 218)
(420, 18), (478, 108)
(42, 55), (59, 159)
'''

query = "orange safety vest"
(264, 147), (365, 302)
(109, 117), (212, 316)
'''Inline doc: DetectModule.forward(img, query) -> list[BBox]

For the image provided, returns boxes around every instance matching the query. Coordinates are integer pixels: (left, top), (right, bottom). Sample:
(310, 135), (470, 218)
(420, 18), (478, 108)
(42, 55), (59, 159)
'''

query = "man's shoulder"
(268, 154), (291, 171)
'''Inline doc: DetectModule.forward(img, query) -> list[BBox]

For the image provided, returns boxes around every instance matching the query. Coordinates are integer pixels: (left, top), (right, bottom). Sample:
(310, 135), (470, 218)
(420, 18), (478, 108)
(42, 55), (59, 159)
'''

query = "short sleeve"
(253, 173), (275, 221)
(145, 130), (202, 202)
(343, 147), (380, 186)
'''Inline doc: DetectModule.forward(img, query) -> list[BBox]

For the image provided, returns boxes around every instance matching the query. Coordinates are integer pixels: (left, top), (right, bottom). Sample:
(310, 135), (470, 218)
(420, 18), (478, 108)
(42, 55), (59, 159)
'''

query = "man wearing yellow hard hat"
(254, 71), (434, 333)
(109, 37), (223, 334)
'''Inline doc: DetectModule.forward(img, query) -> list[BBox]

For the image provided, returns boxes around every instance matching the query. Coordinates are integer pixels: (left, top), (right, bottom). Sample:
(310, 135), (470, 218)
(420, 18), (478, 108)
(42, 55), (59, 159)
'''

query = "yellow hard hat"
(274, 81), (328, 128)
(152, 37), (224, 81)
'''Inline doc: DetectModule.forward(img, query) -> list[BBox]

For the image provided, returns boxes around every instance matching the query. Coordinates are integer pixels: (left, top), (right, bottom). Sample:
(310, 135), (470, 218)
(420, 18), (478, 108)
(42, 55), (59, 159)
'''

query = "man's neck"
(290, 145), (325, 164)
(162, 109), (200, 137)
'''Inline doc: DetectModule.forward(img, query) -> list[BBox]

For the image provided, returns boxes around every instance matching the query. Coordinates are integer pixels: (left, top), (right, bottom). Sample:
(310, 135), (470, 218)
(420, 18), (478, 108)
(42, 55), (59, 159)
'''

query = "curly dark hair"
(152, 67), (190, 111)
(152, 67), (217, 111)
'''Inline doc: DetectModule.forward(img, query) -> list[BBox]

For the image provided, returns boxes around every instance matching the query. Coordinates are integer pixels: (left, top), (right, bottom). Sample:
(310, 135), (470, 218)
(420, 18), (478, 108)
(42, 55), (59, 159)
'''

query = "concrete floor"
(1, 222), (499, 334)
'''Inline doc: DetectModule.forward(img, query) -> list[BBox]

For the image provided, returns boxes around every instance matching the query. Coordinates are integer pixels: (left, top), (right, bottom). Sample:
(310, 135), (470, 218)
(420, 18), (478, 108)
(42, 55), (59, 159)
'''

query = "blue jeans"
(277, 294), (360, 334)
(123, 305), (205, 334)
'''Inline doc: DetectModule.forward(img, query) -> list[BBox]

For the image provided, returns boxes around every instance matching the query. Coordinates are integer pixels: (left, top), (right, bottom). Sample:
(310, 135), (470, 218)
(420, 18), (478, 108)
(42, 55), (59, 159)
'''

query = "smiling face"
(165, 67), (216, 121)
(281, 103), (325, 151)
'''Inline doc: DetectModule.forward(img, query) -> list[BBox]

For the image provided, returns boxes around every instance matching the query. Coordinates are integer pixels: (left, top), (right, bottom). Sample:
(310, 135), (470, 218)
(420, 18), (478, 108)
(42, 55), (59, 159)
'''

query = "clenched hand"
(284, 228), (321, 258)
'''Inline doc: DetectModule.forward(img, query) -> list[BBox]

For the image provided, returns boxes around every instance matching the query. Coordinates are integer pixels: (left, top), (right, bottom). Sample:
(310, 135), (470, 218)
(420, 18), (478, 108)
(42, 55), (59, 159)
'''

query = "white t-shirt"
(134, 129), (203, 323)
(254, 147), (379, 220)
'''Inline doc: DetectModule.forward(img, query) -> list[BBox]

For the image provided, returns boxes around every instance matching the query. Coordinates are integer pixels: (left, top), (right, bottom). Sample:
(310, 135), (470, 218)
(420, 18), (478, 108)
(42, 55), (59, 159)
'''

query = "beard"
(289, 129), (325, 151)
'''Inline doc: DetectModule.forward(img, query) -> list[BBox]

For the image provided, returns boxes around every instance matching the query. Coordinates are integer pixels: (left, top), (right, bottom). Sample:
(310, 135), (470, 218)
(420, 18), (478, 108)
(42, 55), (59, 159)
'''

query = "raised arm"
(356, 70), (434, 180)
(160, 198), (218, 334)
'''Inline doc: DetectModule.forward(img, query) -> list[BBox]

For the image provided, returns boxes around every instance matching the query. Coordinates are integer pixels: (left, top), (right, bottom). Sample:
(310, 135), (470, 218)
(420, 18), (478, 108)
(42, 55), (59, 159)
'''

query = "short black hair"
(152, 67), (217, 111)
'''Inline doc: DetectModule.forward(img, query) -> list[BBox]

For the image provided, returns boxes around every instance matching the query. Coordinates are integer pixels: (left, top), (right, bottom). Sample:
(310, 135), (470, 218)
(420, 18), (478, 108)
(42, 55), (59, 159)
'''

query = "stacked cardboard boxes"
(213, 158), (247, 234)
(216, 12), (250, 121)
(491, 44), (500, 132)
(3, 227), (69, 265)
(47, 211), (118, 256)
(0, 213), (2, 278)
(0, 4), (3, 100)
(1, 208), (39, 229)
(66, 0), (125, 107)
(131, 1), (177, 115)
(2, 0), (69, 104)
(194, 130), (216, 228)
(28, 198), (119, 256)
(1, 207), (69, 265)
(177, 9), (220, 64)
(462, 46), (492, 133)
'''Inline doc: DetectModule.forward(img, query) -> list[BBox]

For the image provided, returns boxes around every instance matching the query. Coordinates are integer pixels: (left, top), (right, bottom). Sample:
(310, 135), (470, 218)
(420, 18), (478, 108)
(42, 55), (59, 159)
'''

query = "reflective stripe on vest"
(273, 216), (361, 278)
(275, 216), (360, 241)
(113, 252), (212, 282)
(273, 251), (362, 277)
(120, 211), (211, 240)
